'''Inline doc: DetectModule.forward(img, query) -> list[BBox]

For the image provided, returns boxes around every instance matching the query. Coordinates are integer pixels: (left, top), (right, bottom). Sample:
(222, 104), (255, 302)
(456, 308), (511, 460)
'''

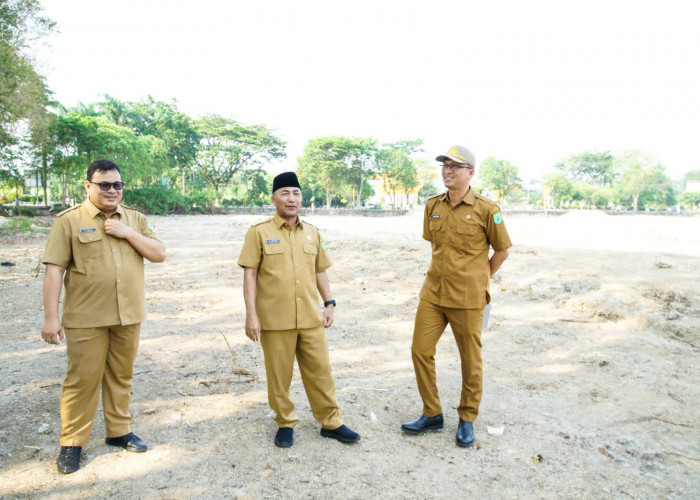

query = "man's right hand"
(245, 314), (261, 342)
(41, 317), (64, 345)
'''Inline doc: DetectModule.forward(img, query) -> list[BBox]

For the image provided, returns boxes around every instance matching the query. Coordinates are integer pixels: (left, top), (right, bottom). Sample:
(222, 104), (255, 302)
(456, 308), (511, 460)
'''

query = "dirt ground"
(0, 210), (699, 499)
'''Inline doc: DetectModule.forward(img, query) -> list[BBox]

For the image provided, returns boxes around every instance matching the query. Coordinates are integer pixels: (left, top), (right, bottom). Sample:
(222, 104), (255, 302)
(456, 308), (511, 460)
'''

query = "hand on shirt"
(104, 219), (135, 239)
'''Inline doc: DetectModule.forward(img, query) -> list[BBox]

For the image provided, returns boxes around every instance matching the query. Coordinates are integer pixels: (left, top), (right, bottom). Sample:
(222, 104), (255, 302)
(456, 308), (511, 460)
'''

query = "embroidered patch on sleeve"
(493, 212), (503, 224)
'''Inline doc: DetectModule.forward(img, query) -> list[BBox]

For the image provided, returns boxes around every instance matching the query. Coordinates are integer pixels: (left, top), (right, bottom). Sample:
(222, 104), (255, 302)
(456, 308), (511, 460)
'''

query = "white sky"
(33, 0), (700, 181)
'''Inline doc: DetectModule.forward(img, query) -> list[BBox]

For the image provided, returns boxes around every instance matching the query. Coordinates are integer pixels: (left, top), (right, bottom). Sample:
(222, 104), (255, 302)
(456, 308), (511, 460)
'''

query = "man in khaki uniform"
(238, 171), (359, 448)
(401, 145), (512, 447)
(41, 159), (166, 474)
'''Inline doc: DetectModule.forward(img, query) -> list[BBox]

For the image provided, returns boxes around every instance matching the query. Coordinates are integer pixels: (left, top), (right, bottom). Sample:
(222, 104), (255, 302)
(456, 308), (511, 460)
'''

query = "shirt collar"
(440, 187), (475, 206)
(273, 212), (303, 229)
(83, 198), (124, 219)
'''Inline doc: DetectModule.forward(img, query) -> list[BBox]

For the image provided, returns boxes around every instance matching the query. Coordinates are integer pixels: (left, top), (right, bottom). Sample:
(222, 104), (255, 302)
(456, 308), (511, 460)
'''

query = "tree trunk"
(326, 188), (331, 209)
(633, 193), (639, 212)
(181, 169), (186, 196)
(356, 172), (364, 208)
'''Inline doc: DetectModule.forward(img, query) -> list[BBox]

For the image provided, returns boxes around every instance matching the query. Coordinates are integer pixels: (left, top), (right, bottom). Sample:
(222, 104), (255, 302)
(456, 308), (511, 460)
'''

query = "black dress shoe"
(456, 419), (475, 447)
(105, 432), (148, 452)
(57, 446), (82, 474)
(401, 414), (444, 434)
(274, 427), (294, 448)
(320, 424), (360, 444)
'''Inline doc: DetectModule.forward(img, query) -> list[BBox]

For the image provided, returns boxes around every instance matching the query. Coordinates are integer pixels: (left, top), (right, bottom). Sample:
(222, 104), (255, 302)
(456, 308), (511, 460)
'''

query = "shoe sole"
(401, 425), (444, 435)
(105, 442), (148, 453)
(320, 430), (360, 443)
(456, 439), (475, 448)
(274, 439), (293, 448)
(57, 464), (80, 474)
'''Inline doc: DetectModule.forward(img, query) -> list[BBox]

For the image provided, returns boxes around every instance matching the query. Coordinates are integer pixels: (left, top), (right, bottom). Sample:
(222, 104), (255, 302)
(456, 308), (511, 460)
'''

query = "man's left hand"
(104, 219), (135, 239)
(323, 306), (334, 328)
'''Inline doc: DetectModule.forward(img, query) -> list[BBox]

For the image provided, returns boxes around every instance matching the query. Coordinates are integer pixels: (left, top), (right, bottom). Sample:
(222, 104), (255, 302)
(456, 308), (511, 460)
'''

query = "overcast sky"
(34, 0), (700, 180)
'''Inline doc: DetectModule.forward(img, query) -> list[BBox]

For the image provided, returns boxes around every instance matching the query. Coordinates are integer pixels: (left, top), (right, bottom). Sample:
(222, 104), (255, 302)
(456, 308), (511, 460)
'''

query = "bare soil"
(0, 211), (699, 499)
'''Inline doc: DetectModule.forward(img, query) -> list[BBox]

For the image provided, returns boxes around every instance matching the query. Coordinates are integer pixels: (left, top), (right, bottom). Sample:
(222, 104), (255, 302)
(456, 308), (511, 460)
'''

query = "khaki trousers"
(59, 324), (140, 446)
(411, 299), (484, 422)
(260, 326), (343, 429)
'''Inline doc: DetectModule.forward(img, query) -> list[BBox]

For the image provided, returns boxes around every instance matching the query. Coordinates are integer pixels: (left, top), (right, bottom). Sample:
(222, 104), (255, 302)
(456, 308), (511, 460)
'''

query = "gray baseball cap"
(436, 145), (475, 167)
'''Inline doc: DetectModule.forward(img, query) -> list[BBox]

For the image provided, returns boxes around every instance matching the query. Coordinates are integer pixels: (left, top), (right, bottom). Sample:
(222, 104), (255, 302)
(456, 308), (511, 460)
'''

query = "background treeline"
(2, 1), (699, 215)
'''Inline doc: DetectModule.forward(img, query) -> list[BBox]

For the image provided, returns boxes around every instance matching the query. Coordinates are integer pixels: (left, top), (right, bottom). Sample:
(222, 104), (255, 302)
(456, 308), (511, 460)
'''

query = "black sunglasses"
(89, 181), (125, 191)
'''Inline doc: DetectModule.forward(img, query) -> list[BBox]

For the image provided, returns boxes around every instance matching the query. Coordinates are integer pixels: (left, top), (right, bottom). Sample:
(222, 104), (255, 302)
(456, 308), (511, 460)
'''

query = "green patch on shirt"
(322, 242), (328, 251)
(493, 212), (503, 224)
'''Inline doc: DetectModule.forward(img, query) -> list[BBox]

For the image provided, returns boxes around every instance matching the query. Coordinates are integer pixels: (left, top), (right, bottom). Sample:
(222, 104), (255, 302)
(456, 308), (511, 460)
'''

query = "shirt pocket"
(429, 219), (444, 243)
(303, 243), (318, 270)
(262, 242), (285, 269)
(76, 232), (104, 261)
(456, 222), (487, 250)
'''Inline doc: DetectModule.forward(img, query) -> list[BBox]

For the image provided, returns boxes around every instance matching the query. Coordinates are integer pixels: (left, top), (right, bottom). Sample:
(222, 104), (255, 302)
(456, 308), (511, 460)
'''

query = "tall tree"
(477, 156), (522, 204)
(195, 114), (285, 206)
(1, 0), (54, 172)
(615, 150), (669, 212)
(554, 151), (615, 187)
(297, 137), (353, 209)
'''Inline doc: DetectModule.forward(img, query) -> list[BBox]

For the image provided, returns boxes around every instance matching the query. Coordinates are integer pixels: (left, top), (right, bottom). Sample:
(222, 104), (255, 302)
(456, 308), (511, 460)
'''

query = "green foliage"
(477, 157), (522, 204)
(543, 172), (573, 208)
(615, 150), (671, 212)
(679, 191), (700, 210)
(122, 186), (208, 214)
(0, 0), (55, 153)
(554, 151), (615, 187)
(195, 114), (285, 205)
(0, 212), (50, 233)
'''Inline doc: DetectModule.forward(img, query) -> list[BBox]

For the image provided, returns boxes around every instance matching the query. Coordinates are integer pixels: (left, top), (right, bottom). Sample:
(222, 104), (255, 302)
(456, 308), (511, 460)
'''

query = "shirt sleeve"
(138, 213), (159, 240)
(42, 216), (72, 268)
(315, 230), (332, 273)
(237, 227), (262, 269)
(422, 202), (432, 242)
(485, 205), (513, 252)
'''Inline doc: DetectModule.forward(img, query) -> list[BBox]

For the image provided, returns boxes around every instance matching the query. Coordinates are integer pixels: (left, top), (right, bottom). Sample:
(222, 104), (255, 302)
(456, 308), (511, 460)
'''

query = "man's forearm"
(43, 264), (65, 319)
(316, 271), (333, 302)
(243, 267), (258, 315)
(489, 249), (509, 277)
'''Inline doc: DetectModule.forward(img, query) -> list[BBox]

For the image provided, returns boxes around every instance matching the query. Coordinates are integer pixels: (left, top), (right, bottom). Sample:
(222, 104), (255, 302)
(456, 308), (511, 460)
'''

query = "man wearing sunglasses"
(401, 145), (512, 448)
(41, 158), (166, 474)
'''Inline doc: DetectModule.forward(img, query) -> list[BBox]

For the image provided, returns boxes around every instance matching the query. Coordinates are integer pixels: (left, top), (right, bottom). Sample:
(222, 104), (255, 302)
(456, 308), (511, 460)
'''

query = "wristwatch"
(324, 300), (336, 307)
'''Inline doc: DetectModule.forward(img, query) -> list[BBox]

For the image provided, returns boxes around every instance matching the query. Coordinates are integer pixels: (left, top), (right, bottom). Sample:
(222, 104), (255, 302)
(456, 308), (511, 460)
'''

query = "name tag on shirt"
(266, 239), (280, 244)
(430, 215), (442, 219)
(80, 228), (96, 233)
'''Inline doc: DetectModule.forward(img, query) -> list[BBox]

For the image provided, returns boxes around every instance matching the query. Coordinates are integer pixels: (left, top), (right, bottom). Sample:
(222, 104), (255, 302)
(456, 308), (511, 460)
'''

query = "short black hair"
(87, 158), (121, 181)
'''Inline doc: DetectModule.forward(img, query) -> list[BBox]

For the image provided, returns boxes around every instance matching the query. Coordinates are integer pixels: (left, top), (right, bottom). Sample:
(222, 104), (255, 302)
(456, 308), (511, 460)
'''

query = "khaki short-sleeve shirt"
(419, 189), (512, 309)
(237, 213), (332, 331)
(42, 199), (158, 328)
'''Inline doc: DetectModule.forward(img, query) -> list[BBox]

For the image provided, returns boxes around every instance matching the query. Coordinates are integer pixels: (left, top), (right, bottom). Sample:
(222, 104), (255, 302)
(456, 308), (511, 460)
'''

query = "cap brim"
(436, 154), (473, 166)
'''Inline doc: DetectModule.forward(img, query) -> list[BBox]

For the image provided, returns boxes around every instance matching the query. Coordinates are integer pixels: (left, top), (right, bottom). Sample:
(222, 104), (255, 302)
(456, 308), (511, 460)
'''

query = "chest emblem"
(80, 228), (97, 233)
(266, 239), (281, 244)
(430, 215), (442, 219)
(465, 215), (472, 220)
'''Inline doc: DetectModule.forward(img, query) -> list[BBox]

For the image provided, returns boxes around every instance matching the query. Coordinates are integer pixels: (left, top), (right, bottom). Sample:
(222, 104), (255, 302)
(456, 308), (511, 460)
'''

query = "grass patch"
(0, 216), (50, 233)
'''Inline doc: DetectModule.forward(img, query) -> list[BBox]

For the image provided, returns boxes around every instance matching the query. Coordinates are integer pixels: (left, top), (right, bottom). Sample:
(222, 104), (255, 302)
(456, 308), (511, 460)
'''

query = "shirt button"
(297, 297), (301, 301)
(296, 280), (300, 283)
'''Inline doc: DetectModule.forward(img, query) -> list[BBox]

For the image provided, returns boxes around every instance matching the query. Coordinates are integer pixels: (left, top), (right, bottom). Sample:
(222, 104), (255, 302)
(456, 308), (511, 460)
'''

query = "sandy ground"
(0, 210), (699, 499)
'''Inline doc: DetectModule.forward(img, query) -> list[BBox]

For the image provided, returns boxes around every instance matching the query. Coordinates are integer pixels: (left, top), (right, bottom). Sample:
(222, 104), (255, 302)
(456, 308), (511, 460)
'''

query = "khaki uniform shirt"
(420, 189), (512, 309)
(237, 213), (332, 331)
(42, 199), (158, 328)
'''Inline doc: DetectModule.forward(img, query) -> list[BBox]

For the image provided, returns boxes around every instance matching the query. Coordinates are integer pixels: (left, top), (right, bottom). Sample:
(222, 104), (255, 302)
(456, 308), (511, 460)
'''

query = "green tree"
(615, 150), (670, 212)
(297, 137), (353, 209)
(554, 151), (615, 187)
(1, 0), (54, 161)
(120, 96), (199, 194)
(477, 156), (522, 204)
(679, 191), (700, 210)
(543, 172), (573, 208)
(195, 114), (285, 206)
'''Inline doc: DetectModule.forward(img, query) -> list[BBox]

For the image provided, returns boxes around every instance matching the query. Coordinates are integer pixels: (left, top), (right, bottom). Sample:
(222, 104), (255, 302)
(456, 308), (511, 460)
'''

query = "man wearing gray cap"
(237, 171), (359, 448)
(401, 145), (512, 447)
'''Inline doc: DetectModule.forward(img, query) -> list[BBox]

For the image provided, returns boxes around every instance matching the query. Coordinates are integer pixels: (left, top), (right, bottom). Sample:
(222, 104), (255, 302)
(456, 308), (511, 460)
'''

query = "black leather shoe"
(56, 446), (82, 474)
(274, 427), (294, 448)
(105, 432), (148, 452)
(456, 419), (475, 447)
(320, 424), (360, 444)
(401, 414), (444, 434)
